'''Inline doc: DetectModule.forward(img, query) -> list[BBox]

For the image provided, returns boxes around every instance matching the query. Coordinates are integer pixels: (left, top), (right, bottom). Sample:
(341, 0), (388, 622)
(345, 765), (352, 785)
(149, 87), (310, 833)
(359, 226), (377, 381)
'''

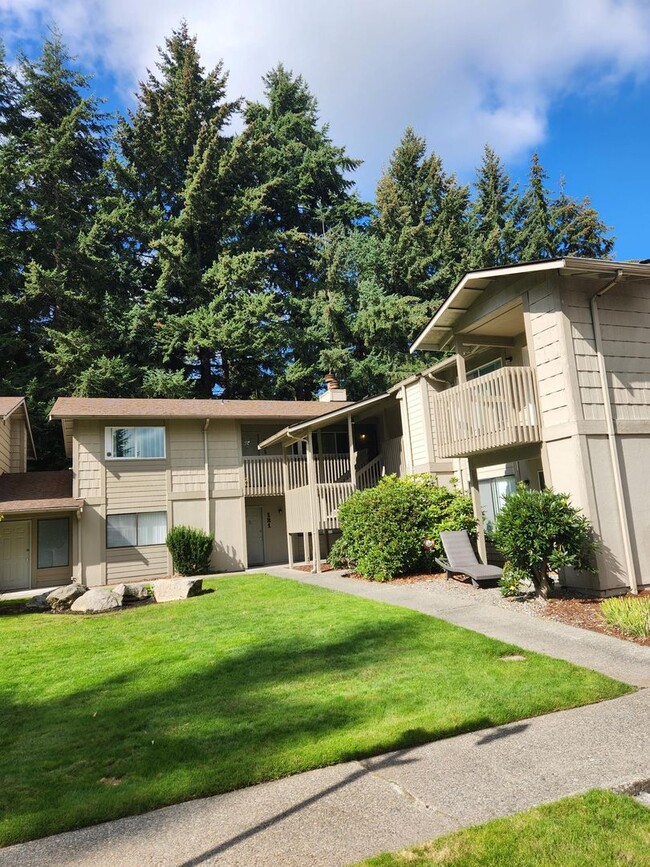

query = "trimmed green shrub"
(493, 485), (596, 599)
(166, 525), (214, 576)
(328, 475), (475, 581)
(600, 596), (650, 638)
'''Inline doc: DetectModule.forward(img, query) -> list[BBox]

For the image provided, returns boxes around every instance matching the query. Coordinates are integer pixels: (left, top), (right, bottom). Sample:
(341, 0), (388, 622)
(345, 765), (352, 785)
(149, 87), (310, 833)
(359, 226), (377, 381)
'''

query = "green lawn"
(356, 790), (650, 866)
(0, 574), (632, 847)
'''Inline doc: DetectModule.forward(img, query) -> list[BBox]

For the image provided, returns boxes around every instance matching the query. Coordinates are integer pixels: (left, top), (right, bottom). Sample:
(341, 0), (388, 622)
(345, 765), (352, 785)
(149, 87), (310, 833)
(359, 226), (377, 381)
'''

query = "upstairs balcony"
(432, 366), (541, 459)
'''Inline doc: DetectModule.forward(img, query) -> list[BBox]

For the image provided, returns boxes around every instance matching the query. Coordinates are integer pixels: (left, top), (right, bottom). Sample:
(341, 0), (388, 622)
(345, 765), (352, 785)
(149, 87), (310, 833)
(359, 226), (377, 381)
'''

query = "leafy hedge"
(328, 475), (475, 581)
(166, 525), (215, 576)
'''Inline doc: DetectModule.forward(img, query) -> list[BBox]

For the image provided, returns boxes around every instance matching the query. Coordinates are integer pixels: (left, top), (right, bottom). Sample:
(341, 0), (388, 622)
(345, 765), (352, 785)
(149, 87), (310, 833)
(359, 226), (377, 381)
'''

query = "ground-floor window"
(107, 512), (167, 548)
(37, 517), (70, 569)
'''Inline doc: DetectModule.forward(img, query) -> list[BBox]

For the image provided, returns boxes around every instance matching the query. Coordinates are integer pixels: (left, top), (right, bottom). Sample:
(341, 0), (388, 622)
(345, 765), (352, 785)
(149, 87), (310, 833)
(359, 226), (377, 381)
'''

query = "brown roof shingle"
(50, 396), (350, 421)
(0, 470), (82, 514)
(0, 396), (24, 418)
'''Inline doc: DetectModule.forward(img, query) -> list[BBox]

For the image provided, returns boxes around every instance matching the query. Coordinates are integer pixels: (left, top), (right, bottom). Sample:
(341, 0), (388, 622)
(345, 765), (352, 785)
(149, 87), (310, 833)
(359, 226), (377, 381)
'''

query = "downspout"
(76, 506), (83, 586)
(203, 419), (211, 533)
(589, 271), (638, 593)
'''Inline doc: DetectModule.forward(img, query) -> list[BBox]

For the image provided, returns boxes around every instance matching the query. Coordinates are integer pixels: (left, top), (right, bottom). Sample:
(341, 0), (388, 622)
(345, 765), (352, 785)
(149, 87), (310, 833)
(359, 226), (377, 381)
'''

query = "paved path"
(264, 566), (650, 688)
(2, 568), (648, 867)
(2, 690), (648, 867)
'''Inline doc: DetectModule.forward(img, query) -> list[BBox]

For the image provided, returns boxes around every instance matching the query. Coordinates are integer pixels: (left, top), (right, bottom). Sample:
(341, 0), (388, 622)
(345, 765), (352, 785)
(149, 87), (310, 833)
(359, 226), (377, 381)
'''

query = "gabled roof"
(0, 470), (82, 514)
(0, 396), (36, 460)
(0, 396), (24, 418)
(258, 392), (392, 449)
(50, 397), (350, 421)
(411, 257), (650, 352)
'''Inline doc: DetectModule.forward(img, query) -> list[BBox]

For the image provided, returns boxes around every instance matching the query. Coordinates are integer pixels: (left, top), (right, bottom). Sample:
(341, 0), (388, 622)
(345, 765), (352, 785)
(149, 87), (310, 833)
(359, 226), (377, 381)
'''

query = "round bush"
(328, 475), (475, 581)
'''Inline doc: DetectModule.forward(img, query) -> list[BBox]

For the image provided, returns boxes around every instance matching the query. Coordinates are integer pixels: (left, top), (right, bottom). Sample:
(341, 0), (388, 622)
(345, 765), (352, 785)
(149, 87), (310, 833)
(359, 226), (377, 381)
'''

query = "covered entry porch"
(0, 471), (83, 593)
(259, 393), (406, 572)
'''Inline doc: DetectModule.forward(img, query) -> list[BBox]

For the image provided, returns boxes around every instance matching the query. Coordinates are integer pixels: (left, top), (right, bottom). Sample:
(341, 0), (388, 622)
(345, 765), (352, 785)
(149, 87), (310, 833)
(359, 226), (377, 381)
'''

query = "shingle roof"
(0, 396), (24, 418)
(0, 470), (82, 514)
(50, 397), (350, 421)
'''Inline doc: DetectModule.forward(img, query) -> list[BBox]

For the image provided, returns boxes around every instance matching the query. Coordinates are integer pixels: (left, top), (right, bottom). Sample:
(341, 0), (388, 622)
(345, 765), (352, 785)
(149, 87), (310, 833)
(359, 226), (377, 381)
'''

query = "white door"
(245, 506), (265, 567)
(0, 521), (31, 591)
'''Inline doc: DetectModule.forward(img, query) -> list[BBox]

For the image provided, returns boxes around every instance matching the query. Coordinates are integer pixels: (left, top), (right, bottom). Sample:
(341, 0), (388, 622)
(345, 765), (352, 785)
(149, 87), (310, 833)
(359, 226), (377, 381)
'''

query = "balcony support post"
(306, 431), (321, 573)
(282, 446), (294, 568)
(468, 459), (487, 564)
(454, 336), (467, 383)
(347, 413), (357, 488)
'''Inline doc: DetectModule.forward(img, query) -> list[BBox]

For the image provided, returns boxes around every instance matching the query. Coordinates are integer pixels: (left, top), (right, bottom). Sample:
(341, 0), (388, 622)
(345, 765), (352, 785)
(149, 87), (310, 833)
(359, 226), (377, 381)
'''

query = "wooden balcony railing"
(243, 455), (285, 496)
(245, 453), (351, 496)
(432, 366), (541, 459)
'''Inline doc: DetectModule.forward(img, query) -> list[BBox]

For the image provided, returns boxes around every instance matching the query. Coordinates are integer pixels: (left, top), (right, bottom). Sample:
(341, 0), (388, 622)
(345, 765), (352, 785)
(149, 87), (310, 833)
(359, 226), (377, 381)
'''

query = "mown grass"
(0, 574), (632, 847)
(357, 790), (650, 866)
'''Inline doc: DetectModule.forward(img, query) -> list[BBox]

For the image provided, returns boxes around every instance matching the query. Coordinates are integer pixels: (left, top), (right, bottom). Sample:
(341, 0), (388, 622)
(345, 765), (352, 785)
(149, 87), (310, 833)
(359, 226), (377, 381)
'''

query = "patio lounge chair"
(435, 530), (503, 588)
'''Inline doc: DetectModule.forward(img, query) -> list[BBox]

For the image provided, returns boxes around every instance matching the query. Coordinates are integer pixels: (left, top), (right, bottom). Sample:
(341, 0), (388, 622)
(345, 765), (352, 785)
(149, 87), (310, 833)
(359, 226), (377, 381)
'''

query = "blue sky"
(2, 0), (649, 259)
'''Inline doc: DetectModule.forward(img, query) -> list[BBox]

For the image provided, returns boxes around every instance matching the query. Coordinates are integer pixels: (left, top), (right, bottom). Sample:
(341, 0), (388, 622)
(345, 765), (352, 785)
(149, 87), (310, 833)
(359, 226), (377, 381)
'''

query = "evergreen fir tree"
(551, 180), (614, 258)
(242, 64), (365, 398)
(470, 145), (522, 267)
(519, 153), (555, 260)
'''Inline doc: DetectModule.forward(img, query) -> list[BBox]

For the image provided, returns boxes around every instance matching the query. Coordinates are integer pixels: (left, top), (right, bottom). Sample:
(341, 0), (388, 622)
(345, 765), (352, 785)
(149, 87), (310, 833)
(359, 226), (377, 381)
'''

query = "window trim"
(106, 511), (168, 549)
(104, 426), (166, 461)
(37, 517), (70, 570)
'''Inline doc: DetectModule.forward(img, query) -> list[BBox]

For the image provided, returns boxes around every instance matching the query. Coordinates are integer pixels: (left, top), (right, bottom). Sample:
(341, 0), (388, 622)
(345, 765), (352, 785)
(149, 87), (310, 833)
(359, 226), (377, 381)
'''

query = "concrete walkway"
(2, 567), (648, 867)
(2, 690), (648, 867)
(264, 566), (650, 688)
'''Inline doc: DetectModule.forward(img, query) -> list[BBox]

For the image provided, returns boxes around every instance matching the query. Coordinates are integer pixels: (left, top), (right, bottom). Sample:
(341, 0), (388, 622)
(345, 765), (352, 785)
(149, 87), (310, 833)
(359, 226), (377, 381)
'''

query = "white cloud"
(2, 0), (650, 195)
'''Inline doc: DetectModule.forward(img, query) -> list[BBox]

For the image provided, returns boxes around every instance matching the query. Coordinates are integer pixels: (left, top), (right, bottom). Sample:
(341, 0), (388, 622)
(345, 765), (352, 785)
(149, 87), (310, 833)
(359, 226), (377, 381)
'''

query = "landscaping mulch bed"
(540, 591), (650, 647)
(345, 571), (447, 584)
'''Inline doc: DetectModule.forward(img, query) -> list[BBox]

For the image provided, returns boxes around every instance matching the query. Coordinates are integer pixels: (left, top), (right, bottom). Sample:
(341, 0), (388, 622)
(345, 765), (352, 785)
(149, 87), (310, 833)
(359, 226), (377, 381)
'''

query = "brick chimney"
(319, 372), (347, 402)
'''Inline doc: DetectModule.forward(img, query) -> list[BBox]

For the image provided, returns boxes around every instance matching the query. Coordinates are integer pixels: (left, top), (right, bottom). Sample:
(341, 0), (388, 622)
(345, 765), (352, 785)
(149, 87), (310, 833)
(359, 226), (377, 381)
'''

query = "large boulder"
(70, 588), (122, 614)
(26, 593), (50, 611)
(47, 583), (86, 612)
(113, 582), (152, 601)
(152, 577), (202, 603)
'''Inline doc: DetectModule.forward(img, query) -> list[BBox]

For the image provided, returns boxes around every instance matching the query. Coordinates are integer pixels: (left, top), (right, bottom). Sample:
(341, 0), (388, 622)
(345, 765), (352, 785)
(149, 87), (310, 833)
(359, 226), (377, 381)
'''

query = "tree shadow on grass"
(0, 616), (501, 847)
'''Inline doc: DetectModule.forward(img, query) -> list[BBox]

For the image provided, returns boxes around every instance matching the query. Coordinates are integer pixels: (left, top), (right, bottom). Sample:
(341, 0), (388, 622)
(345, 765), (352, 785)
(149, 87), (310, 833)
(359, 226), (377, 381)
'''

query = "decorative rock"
(46, 583), (86, 611)
(70, 588), (122, 614)
(26, 593), (50, 611)
(152, 577), (202, 603)
(121, 582), (153, 600)
(111, 584), (126, 604)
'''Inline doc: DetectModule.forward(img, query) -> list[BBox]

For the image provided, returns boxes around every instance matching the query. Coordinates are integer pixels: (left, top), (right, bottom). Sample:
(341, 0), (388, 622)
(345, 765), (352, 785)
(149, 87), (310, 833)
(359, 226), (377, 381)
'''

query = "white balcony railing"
(433, 366), (541, 459)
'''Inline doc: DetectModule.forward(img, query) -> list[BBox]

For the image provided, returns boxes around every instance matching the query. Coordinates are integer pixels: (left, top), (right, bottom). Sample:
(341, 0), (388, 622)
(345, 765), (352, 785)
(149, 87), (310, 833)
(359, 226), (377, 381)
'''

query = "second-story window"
(105, 426), (165, 459)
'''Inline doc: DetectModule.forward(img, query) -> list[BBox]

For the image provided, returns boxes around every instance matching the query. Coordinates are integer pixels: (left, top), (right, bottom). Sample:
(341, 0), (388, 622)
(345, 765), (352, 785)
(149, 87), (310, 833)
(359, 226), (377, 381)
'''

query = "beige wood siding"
(528, 281), (570, 428)
(76, 420), (103, 499)
(106, 544), (168, 583)
(105, 465), (167, 513)
(404, 382), (428, 468)
(0, 422), (10, 474)
(566, 280), (650, 421)
(169, 420), (205, 493)
(9, 419), (26, 473)
(209, 420), (242, 492)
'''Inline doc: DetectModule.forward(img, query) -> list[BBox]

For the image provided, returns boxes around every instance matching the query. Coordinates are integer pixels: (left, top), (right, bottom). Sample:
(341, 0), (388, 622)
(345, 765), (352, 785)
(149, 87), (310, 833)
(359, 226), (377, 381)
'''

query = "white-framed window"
(37, 517), (70, 569)
(106, 512), (167, 548)
(105, 426), (165, 460)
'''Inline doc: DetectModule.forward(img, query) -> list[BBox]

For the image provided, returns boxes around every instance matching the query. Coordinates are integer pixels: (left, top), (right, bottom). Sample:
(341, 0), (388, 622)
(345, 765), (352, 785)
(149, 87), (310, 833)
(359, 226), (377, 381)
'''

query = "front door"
(0, 521), (31, 591)
(245, 506), (265, 567)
